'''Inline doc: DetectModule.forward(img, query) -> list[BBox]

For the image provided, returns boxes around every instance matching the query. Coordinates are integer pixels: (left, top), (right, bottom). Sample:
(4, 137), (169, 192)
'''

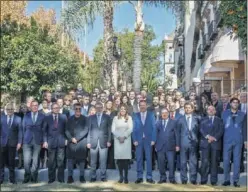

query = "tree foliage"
(92, 25), (164, 93)
(1, 16), (82, 99)
(219, 0), (247, 49)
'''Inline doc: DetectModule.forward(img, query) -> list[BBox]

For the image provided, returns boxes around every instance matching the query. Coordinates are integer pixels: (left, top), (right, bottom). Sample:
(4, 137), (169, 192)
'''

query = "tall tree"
(62, 1), (116, 87)
(128, 0), (187, 92)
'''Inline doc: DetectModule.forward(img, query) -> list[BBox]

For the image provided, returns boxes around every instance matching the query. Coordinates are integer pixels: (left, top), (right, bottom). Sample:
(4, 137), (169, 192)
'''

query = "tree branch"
(128, 1), (138, 12)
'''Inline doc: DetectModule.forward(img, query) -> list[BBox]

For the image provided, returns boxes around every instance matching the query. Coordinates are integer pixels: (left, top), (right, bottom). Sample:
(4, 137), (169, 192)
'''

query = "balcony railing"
(202, 34), (210, 51)
(197, 44), (204, 59)
(208, 20), (218, 40)
(215, 8), (223, 27)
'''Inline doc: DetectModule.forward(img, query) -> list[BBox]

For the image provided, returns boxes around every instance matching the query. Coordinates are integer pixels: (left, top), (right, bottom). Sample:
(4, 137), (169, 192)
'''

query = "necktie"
(8, 116), (12, 128)
(97, 114), (101, 126)
(171, 114), (174, 120)
(187, 116), (190, 130)
(164, 120), (167, 131)
(54, 115), (58, 128)
(141, 113), (145, 125)
(32, 112), (36, 124)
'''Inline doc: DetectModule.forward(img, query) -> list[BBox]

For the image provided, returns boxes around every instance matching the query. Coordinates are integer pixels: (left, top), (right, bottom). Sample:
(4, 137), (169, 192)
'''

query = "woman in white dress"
(111, 105), (133, 184)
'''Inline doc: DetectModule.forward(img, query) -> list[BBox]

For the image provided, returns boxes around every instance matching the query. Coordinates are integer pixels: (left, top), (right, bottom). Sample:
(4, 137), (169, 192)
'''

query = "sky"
(26, 1), (176, 59)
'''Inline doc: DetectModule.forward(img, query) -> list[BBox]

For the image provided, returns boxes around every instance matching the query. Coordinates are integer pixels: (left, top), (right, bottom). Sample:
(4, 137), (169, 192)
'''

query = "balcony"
(215, 8), (223, 27)
(202, 34), (210, 51)
(208, 20), (218, 40)
(197, 44), (204, 59)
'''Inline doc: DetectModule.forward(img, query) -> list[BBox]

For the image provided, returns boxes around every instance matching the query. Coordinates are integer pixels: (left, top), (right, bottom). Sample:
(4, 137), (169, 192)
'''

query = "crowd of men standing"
(0, 82), (247, 187)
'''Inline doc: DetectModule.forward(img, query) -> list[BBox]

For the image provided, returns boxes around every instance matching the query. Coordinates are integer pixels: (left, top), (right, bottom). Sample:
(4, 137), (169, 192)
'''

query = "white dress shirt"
(31, 112), (38, 123)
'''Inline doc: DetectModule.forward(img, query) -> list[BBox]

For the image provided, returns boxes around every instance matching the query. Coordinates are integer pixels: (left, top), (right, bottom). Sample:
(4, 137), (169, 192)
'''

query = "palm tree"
(62, 1), (115, 87)
(129, 0), (186, 92)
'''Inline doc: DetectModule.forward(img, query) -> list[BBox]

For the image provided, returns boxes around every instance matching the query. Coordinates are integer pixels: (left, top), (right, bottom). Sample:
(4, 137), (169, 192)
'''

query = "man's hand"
(71, 138), (77, 144)
(175, 146), (180, 152)
(16, 143), (21, 151)
(134, 141), (138, 146)
(87, 143), (91, 149)
(107, 142), (111, 147)
(43, 142), (48, 148)
(151, 141), (155, 146)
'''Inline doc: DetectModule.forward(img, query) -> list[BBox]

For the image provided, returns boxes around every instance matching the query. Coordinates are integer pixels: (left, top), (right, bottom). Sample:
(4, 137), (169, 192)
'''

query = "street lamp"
(113, 35), (122, 59)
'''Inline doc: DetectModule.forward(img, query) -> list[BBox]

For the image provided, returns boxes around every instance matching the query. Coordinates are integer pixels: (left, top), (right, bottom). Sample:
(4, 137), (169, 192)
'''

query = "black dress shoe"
(124, 179), (128, 184)
(48, 180), (55, 184)
(0, 181), (3, 185)
(147, 179), (155, 184)
(222, 181), (231, 186)
(182, 181), (187, 184)
(58, 180), (64, 183)
(200, 181), (207, 185)
(101, 178), (107, 182)
(135, 178), (143, 184)
(118, 178), (123, 183)
(170, 180), (177, 184)
(10, 181), (16, 184)
(233, 182), (240, 187)
(22, 179), (30, 184)
(80, 176), (86, 183)
(67, 176), (74, 184)
(157, 180), (166, 184)
(90, 178), (96, 183)
(217, 166), (224, 174)
(191, 181), (197, 185)
(211, 182), (217, 186)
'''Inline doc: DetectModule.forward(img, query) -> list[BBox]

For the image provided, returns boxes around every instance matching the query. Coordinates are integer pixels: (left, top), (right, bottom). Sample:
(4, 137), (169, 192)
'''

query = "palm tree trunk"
(132, 0), (144, 92)
(103, 1), (114, 87)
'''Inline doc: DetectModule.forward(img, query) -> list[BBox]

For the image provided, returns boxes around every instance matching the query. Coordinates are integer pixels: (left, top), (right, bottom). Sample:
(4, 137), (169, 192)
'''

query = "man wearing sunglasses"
(0, 103), (22, 184)
(65, 103), (89, 183)
(43, 103), (67, 184)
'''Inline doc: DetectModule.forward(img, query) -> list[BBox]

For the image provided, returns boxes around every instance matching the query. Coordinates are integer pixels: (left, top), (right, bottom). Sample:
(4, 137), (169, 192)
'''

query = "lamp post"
(112, 35), (122, 90)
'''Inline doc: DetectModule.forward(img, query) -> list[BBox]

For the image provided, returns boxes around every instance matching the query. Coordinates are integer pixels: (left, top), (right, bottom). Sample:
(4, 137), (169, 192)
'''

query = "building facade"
(173, 1), (246, 96)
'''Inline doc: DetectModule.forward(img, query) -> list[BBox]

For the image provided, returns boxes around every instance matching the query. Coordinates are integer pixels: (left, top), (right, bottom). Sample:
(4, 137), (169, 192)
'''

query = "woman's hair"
(200, 94), (209, 103)
(117, 105), (129, 122)
(104, 100), (115, 112)
(121, 94), (130, 105)
(88, 106), (96, 115)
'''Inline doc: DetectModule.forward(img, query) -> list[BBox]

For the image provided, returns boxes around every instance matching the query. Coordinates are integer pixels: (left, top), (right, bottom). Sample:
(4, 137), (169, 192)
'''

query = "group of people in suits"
(0, 84), (247, 187)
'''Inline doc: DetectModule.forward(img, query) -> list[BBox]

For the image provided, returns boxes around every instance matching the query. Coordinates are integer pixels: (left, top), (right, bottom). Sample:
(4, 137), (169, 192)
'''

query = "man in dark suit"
(76, 83), (86, 97)
(57, 98), (70, 119)
(169, 102), (183, 121)
(43, 103), (67, 183)
(52, 84), (65, 102)
(87, 102), (112, 182)
(22, 100), (45, 183)
(132, 100), (156, 184)
(148, 96), (162, 121)
(176, 98), (186, 116)
(0, 103), (22, 184)
(65, 103), (89, 183)
(108, 86), (116, 101)
(200, 105), (224, 186)
(177, 102), (200, 185)
(81, 94), (92, 116)
(156, 108), (179, 184)
(211, 92), (223, 118)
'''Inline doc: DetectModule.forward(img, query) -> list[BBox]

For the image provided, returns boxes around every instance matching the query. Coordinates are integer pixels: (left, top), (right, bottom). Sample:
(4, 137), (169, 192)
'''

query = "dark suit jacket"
(212, 101), (223, 118)
(177, 115), (200, 148)
(155, 119), (179, 152)
(132, 111), (156, 143)
(148, 105), (162, 120)
(200, 116), (224, 150)
(87, 113), (112, 149)
(62, 108), (70, 119)
(23, 112), (45, 145)
(1, 114), (22, 147)
(43, 114), (67, 149)
(82, 104), (92, 116)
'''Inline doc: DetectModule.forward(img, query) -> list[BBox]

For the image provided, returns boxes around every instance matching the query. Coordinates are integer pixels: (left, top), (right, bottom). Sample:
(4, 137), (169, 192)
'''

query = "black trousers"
(116, 159), (129, 180)
(200, 146), (219, 183)
(0, 146), (16, 182)
(107, 140), (115, 169)
(40, 148), (48, 168)
(48, 148), (65, 182)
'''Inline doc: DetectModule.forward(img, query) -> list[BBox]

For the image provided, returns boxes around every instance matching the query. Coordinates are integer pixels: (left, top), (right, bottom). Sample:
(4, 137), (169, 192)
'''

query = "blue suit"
(155, 119), (179, 181)
(132, 111), (156, 180)
(177, 115), (200, 183)
(199, 116), (224, 184)
(0, 114), (22, 183)
(222, 109), (246, 183)
(22, 112), (45, 182)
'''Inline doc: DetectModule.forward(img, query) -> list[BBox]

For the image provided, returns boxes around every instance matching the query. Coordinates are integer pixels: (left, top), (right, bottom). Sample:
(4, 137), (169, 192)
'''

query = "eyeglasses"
(75, 108), (81, 111)
(6, 108), (14, 111)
